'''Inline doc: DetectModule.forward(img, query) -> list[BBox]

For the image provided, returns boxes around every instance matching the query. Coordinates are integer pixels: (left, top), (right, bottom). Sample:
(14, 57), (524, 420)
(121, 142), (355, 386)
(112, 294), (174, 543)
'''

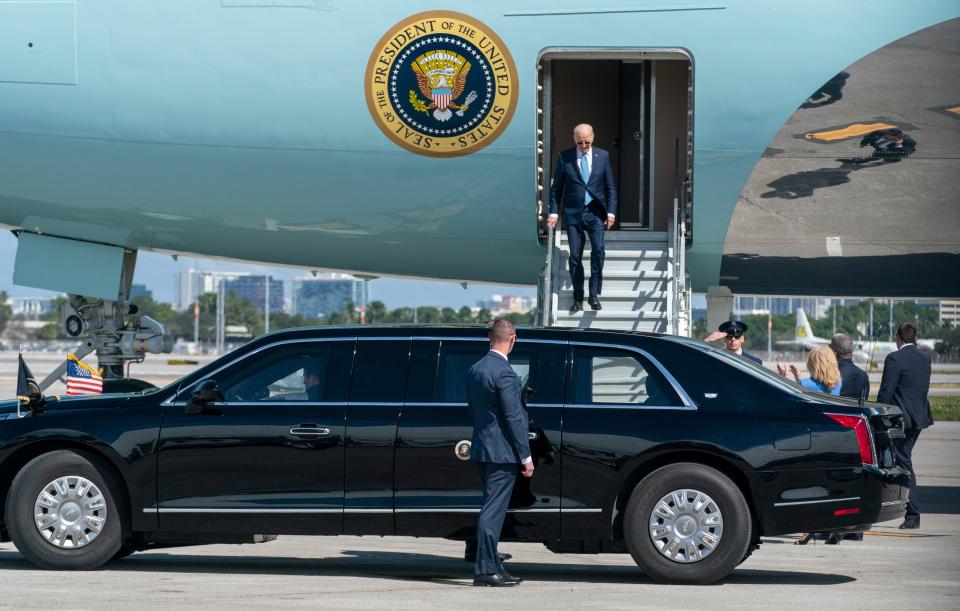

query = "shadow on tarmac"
(0, 549), (856, 586)
(917, 486), (960, 515)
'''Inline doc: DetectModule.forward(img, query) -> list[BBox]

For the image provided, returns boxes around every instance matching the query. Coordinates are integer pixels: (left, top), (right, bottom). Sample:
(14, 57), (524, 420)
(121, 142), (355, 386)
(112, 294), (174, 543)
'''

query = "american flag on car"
(66, 357), (103, 396)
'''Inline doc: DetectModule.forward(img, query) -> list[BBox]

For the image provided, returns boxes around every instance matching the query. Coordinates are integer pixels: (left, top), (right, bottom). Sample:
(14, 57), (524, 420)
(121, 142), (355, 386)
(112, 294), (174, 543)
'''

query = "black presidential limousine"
(0, 326), (910, 584)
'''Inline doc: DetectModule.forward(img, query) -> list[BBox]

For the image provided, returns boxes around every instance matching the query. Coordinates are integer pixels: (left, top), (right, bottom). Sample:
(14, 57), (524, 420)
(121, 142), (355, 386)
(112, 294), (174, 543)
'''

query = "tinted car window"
(435, 340), (566, 404)
(217, 341), (354, 402)
(568, 346), (681, 406)
(436, 341), (486, 403)
(406, 340), (439, 403)
(349, 340), (410, 402)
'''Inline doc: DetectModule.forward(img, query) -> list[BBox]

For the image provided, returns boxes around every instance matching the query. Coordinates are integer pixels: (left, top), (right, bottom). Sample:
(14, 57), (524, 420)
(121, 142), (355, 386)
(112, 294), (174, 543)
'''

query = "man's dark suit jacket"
(466, 351), (531, 464)
(877, 344), (933, 430)
(548, 147), (618, 225)
(837, 359), (870, 401)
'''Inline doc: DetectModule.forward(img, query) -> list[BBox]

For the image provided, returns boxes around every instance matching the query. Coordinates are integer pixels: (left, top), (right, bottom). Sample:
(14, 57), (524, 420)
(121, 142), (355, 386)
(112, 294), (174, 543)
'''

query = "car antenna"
(859, 389), (867, 408)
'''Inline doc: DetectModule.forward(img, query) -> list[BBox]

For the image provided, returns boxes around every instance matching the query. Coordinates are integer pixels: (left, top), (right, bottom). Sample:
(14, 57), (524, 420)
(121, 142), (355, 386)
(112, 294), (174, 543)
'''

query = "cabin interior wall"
(651, 60), (690, 232)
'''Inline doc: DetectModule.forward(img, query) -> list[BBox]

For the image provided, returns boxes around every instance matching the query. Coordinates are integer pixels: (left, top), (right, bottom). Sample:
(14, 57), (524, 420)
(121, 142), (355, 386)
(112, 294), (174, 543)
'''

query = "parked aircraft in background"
(776, 308), (831, 351)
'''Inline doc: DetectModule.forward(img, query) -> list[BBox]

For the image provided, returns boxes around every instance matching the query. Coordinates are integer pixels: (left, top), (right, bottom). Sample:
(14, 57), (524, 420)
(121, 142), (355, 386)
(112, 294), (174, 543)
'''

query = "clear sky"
(0, 231), (536, 309)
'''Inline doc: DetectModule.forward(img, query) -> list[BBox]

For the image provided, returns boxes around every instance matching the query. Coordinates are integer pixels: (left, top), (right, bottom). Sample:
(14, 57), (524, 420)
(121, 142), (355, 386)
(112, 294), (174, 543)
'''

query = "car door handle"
(289, 425), (331, 438)
(528, 431), (539, 440)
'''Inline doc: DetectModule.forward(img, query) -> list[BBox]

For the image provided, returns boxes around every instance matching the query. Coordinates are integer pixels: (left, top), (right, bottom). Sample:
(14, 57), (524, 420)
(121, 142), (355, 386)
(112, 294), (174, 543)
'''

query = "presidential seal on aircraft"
(365, 11), (518, 156)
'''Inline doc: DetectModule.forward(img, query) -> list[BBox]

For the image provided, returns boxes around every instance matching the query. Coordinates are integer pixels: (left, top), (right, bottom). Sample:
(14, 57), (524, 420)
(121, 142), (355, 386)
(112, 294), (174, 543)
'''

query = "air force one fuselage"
(2, 2), (958, 297)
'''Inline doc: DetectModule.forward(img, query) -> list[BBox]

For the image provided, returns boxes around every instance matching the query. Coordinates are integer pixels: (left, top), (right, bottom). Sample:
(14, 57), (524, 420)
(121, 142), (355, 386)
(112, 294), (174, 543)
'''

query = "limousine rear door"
(560, 342), (692, 539)
(155, 339), (354, 534)
(394, 338), (564, 541)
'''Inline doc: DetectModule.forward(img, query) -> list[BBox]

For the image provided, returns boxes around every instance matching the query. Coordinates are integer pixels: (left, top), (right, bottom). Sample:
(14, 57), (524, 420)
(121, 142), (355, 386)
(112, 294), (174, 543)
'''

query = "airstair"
(538, 205), (690, 335)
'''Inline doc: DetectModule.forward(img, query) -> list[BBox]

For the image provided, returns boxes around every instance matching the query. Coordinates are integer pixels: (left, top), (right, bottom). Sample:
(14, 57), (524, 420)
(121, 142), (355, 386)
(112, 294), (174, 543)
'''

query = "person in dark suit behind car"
(877, 322), (933, 529)
(831, 333), (869, 401)
(466, 318), (534, 587)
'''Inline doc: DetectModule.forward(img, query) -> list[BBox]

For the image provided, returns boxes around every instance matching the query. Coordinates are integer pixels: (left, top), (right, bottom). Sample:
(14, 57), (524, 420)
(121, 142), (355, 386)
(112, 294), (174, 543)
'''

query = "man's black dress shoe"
(500, 570), (523, 584)
(899, 517), (920, 529)
(588, 295), (602, 310)
(569, 301), (583, 314)
(473, 572), (519, 587)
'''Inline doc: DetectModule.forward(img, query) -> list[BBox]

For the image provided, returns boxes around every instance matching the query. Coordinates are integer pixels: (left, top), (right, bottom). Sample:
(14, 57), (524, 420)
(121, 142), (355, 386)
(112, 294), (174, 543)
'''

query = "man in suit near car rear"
(877, 322), (933, 529)
(546, 123), (618, 313)
(466, 318), (534, 587)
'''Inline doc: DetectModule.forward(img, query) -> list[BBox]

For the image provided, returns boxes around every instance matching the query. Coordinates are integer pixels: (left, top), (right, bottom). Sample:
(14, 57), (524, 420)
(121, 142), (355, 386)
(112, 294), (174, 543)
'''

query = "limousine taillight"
(826, 413), (876, 466)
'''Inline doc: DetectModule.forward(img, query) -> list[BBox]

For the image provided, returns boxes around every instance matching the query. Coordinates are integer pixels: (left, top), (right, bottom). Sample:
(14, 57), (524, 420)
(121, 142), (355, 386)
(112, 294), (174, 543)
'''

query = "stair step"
(556, 231), (668, 243)
(556, 291), (666, 300)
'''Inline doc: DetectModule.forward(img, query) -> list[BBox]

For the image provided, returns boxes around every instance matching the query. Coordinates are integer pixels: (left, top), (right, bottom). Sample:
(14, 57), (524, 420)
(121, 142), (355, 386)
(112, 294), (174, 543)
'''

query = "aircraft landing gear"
(38, 250), (172, 391)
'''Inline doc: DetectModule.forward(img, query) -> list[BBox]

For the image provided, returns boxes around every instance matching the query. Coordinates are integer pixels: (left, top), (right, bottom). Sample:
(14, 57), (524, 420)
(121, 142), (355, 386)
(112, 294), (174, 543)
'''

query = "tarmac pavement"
(0, 423), (956, 609)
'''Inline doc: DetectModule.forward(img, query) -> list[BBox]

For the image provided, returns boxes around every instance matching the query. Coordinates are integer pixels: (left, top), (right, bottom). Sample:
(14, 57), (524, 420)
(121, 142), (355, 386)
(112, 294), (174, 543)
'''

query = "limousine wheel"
(624, 463), (751, 584)
(5, 450), (123, 570)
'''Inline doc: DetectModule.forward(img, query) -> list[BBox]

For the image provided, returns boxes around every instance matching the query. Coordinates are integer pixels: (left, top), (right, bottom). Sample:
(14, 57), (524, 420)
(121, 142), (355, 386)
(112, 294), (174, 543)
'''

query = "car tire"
(4, 450), (124, 570)
(624, 462), (751, 584)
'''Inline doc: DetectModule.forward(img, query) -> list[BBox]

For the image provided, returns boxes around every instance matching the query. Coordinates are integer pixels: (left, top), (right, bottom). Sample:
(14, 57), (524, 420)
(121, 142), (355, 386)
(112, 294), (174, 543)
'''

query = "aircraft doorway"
(537, 51), (692, 234)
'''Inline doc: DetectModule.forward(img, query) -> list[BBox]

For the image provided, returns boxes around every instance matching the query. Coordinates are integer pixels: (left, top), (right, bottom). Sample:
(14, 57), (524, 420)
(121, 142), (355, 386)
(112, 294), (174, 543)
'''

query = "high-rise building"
(476, 294), (535, 314)
(732, 295), (833, 319)
(174, 270), (249, 311)
(223, 275), (284, 314)
(940, 300), (960, 327)
(129, 284), (153, 301)
(292, 274), (368, 319)
(10, 297), (58, 319)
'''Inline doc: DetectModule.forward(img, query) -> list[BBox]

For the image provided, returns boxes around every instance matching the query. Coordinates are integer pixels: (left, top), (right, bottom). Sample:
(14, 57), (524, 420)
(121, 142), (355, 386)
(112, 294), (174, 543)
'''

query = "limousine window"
(349, 340), (410, 402)
(435, 341), (565, 404)
(216, 341), (353, 402)
(569, 346), (682, 406)
(405, 340), (439, 402)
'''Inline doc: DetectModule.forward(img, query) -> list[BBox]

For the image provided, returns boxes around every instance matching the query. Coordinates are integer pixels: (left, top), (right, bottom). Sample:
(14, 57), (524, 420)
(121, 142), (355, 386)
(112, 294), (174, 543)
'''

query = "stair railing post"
(542, 221), (555, 326)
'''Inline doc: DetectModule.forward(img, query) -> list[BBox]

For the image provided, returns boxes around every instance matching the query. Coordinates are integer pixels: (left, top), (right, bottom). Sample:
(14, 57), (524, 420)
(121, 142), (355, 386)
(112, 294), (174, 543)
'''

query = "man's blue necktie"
(580, 153), (590, 206)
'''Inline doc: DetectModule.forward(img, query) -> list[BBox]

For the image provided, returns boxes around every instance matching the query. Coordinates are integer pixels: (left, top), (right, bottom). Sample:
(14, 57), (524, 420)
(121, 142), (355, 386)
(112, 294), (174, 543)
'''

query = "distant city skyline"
(0, 231), (536, 310)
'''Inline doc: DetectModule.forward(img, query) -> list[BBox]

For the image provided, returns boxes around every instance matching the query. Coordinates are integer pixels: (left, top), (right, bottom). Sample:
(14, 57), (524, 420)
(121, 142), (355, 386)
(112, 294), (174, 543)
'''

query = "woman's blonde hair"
(807, 345), (841, 390)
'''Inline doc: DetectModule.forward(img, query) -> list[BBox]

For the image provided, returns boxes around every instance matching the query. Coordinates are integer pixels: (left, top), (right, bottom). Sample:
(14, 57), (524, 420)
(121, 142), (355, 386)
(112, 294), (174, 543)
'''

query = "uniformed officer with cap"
(705, 320), (762, 365)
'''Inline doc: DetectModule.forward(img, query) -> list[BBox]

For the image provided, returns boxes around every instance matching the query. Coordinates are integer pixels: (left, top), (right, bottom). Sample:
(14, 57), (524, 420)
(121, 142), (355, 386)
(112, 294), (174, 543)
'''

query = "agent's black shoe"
(824, 533), (842, 545)
(588, 295), (602, 310)
(473, 573), (519, 587)
(500, 570), (523, 584)
(899, 517), (920, 529)
(569, 301), (583, 314)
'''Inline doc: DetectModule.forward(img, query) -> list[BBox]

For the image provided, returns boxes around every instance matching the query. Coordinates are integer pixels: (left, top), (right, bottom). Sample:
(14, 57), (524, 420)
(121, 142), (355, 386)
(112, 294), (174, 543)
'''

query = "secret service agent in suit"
(704, 320), (763, 365)
(877, 322), (933, 529)
(546, 123), (618, 313)
(831, 333), (870, 401)
(466, 319), (534, 587)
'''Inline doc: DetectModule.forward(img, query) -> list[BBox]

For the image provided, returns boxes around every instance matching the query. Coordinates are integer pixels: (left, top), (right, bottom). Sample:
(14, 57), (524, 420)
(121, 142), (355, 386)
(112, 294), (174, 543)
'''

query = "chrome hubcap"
(33, 476), (107, 549)
(649, 488), (723, 563)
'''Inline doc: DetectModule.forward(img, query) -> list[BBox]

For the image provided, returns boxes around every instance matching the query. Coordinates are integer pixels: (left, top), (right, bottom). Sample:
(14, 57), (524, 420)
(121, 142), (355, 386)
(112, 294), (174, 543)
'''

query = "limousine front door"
(394, 339), (564, 541)
(155, 340), (354, 534)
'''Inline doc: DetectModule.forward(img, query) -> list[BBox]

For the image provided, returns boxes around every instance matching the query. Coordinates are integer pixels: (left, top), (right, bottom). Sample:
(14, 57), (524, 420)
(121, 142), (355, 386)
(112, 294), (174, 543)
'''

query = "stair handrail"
(541, 220), (555, 326)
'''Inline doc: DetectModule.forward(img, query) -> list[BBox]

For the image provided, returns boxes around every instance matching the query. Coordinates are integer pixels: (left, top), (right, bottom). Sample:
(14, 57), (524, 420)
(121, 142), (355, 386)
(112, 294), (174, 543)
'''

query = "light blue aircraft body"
(1, 1), (958, 296)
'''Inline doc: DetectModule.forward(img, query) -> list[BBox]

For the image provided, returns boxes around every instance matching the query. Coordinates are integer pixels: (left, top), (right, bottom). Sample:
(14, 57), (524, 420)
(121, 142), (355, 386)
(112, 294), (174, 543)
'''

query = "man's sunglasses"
(725, 331), (744, 339)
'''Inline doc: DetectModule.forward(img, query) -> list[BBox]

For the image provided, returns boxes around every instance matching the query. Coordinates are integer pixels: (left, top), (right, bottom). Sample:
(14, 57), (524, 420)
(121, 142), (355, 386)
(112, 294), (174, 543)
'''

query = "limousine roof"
(250, 324), (667, 344)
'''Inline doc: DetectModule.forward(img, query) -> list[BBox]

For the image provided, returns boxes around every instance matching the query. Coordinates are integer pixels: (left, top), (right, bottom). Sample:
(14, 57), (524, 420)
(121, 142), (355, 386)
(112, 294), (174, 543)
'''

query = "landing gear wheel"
(623, 463), (751, 584)
(5, 450), (124, 570)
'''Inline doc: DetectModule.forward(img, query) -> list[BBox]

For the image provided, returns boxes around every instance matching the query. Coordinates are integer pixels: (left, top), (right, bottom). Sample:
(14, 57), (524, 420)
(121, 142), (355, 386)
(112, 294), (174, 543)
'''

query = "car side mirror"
(185, 380), (224, 415)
